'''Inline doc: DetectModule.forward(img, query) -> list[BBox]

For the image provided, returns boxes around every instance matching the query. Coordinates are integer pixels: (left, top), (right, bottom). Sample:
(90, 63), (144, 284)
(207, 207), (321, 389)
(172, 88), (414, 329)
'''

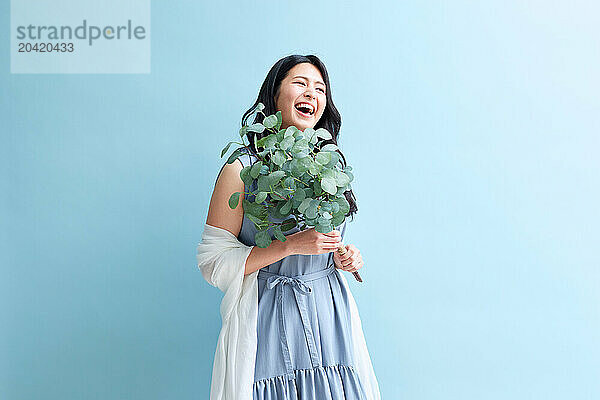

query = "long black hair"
(240, 54), (358, 219)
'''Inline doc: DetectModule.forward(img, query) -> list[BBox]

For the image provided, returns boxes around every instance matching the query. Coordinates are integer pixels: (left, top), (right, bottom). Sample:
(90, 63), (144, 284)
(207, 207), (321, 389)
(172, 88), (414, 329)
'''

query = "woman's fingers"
(333, 251), (346, 269)
(337, 245), (352, 262)
(332, 243), (365, 272)
(321, 236), (342, 247)
(347, 259), (363, 273)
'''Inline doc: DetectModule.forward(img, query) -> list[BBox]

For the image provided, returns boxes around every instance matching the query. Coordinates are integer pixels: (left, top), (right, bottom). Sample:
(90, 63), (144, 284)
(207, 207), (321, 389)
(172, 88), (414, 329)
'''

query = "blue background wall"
(2, 1), (598, 399)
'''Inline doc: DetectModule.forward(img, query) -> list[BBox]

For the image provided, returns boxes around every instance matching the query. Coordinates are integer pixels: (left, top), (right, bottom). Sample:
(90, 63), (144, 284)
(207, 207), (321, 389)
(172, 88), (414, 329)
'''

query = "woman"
(203, 54), (380, 399)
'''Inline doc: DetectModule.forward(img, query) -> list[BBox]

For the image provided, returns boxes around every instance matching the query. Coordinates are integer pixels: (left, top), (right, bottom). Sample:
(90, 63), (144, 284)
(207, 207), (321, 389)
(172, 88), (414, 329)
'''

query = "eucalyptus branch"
(253, 150), (268, 165)
(222, 103), (354, 249)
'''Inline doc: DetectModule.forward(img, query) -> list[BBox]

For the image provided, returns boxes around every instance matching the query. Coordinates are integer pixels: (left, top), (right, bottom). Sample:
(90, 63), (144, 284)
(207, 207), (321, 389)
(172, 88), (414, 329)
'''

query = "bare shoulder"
(206, 158), (245, 237)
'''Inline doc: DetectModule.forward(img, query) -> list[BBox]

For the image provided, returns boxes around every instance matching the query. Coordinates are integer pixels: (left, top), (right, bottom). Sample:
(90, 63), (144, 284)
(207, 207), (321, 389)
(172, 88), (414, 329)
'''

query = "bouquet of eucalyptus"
(220, 103), (362, 281)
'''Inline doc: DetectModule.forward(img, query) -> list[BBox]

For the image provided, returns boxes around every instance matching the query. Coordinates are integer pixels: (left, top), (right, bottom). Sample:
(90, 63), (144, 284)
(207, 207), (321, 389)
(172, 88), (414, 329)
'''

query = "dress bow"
(265, 275), (313, 295)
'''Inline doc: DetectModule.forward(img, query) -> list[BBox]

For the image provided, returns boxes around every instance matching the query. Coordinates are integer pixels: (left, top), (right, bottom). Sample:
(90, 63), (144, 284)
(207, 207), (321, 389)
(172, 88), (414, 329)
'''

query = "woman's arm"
(206, 159), (294, 276)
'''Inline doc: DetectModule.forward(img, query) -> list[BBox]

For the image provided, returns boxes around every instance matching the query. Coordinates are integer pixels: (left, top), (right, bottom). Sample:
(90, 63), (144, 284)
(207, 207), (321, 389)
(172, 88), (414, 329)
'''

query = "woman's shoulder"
(213, 146), (249, 187)
(213, 147), (258, 189)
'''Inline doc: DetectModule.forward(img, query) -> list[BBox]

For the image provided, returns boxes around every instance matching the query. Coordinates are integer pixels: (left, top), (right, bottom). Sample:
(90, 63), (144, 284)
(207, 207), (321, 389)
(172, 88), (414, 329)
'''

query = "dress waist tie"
(257, 264), (336, 381)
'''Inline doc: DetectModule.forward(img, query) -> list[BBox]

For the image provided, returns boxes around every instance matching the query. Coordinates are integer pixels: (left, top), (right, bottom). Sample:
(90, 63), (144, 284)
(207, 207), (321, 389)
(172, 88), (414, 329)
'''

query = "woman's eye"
(294, 81), (325, 94)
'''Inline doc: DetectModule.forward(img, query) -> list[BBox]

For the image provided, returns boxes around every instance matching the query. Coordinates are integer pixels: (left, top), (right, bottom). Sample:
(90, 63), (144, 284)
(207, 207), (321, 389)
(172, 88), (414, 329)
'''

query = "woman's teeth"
(295, 104), (314, 116)
(296, 109), (311, 118)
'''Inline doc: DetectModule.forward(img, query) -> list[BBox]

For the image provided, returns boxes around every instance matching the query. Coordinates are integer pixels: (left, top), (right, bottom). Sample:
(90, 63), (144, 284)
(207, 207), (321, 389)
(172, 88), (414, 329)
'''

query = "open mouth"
(294, 103), (315, 118)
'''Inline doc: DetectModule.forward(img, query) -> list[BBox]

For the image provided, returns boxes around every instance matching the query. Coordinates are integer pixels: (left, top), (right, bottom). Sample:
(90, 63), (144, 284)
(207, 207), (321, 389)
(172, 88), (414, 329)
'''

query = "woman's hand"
(333, 244), (364, 273)
(286, 228), (342, 256)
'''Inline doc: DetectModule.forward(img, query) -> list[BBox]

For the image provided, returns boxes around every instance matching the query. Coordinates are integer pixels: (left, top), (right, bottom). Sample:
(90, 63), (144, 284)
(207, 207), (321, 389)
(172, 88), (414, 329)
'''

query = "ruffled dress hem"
(253, 363), (366, 400)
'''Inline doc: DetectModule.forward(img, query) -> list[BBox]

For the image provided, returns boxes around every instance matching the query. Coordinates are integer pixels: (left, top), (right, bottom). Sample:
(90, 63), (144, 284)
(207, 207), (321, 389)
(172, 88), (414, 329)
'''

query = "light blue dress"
(227, 148), (368, 400)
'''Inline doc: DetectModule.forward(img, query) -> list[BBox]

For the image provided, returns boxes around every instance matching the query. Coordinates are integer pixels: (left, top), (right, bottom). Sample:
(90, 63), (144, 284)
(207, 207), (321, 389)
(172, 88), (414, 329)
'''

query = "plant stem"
(291, 176), (310, 187)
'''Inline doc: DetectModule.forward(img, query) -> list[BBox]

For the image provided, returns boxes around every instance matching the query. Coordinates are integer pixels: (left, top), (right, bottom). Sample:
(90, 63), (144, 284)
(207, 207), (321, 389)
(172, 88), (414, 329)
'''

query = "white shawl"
(196, 223), (381, 400)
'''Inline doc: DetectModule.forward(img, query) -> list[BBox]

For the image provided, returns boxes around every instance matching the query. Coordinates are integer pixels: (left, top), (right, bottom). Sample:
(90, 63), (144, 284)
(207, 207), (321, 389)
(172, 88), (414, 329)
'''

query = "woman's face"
(274, 63), (327, 131)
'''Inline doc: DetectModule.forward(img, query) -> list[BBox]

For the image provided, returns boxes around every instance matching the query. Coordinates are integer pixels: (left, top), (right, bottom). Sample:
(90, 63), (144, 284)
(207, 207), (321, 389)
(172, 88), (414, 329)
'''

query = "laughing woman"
(199, 54), (381, 400)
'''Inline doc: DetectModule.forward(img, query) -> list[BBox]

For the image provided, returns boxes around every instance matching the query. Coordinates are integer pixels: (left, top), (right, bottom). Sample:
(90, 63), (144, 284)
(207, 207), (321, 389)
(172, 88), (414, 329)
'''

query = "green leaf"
(257, 175), (271, 192)
(255, 230), (272, 248)
(240, 166), (253, 186)
(247, 213), (265, 227)
(282, 161), (293, 172)
(295, 149), (310, 159)
(321, 143), (338, 152)
(304, 128), (317, 144)
(272, 149), (286, 166)
(315, 128), (332, 140)
(315, 222), (333, 233)
(284, 126), (298, 137)
(309, 161), (321, 175)
(280, 199), (293, 214)
(258, 149), (269, 158)
(276, 129), (285, 142)
(320, 201), (333, 212)
(247, 123), (265, 133)
(272, 225), (287, 242)
(324, 151), (341, 168)
(264, 134), (278, 149)
(321, 168), (336, 179)
(263, 114), (278, 129)
(335, 197), (350, 214)
(304, 218), (317, 226)
(228, 192), (241, 209)
(221, 142), (234, 158)
(298, 157), (313, 170)
(226, 148), (244, 164)
(305, 199), (320, 219)
(257, 133), (277, 149)
(250, 161), (263, 179)
(292, 188), (306, 203)
(258, 173), (285, 193)
(280, 136), (295, 150)
(317, 215), (330, 225)
(256, 103), (265, 112)
(275, 111), (283, 130)
(313, 180), (322, 196)
(331, 213), (345, 226)
(335, 170), (351, 186)
(321, 177), (337, 194)
(344, 170), (354, 182)
(289, 159), (304, 176)
(239, 126), (248, 138)
(269, 201), (287, 219)
(255, 191), (268, 203)
(331, 201), (340, 213)
(272, 186), (289, 200)
(268, 170), (287, 185)
(298, 198), (312, 213)
(282, 176), (296, 190)
(315, 151), (332, 166)
(243, 198), (267, 219)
